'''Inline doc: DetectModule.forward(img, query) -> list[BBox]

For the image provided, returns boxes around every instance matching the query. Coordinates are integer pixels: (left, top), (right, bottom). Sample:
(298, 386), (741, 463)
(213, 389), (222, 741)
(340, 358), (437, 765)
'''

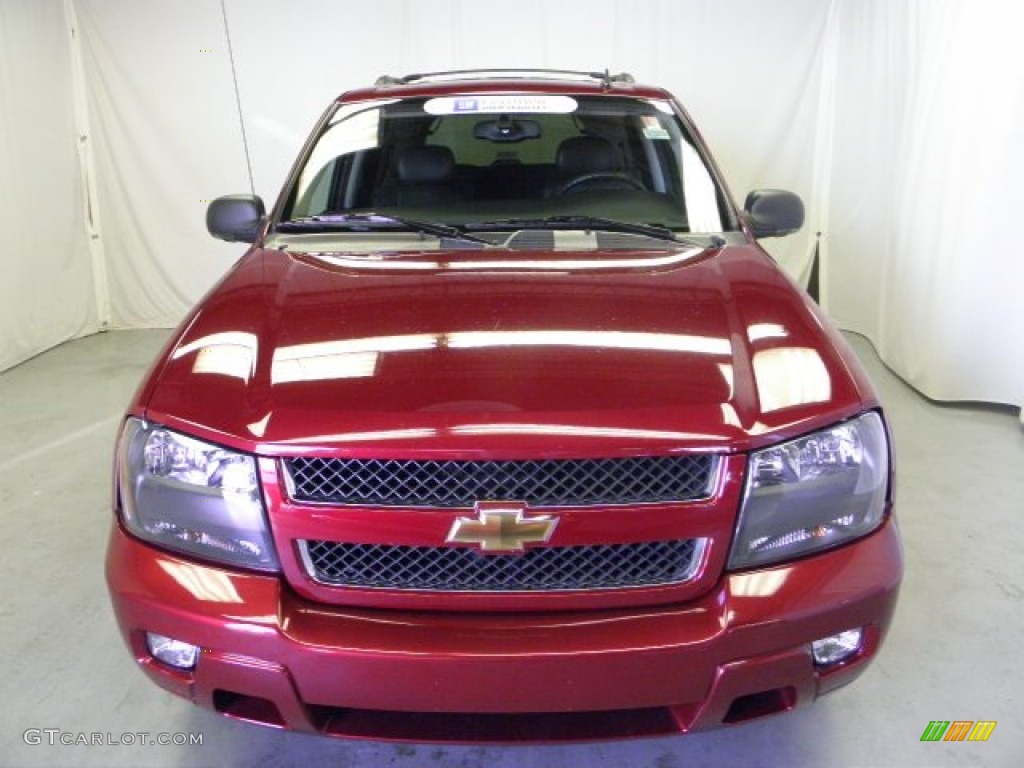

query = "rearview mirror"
(473, 118), (541, 143)
(744, 189), (804, 238)
(207, 194), (266, 243)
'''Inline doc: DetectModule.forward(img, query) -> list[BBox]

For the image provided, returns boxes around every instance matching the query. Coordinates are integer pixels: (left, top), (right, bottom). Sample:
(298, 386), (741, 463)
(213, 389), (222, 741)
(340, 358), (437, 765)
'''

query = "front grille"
(299, 539), (704, 592)
(284, 455), (716, 507)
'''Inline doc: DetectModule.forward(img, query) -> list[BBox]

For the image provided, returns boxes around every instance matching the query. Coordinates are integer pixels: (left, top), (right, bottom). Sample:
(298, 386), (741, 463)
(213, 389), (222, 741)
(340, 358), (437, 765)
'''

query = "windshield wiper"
(468, 216), (725, 248)
(277, 213), (494, 246)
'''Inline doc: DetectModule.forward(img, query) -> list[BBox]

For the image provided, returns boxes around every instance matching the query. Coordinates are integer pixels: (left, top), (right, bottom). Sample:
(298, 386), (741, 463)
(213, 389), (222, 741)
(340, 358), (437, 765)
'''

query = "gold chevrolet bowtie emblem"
(446, 502), (557, 553)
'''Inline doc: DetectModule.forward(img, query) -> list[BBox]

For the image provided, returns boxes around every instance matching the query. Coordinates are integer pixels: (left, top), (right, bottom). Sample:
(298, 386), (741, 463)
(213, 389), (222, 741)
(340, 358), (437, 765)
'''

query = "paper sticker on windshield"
(641, 116), (671, 140)
(425, 95), (578, 115)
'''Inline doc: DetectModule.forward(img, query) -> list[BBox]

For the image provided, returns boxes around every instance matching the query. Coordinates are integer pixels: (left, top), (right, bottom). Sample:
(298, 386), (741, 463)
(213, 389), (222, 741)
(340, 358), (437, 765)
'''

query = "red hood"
(140, 244), (876, 458)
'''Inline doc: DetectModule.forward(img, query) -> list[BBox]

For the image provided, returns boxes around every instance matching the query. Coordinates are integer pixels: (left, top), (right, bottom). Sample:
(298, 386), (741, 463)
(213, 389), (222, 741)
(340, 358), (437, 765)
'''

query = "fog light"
(146, 632), (200, 670)
(811, 628), (863, 666)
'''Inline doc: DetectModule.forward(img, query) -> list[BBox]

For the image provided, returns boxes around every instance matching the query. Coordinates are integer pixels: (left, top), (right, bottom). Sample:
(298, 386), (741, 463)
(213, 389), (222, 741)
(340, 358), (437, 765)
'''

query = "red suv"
(106, 69), (902, 742)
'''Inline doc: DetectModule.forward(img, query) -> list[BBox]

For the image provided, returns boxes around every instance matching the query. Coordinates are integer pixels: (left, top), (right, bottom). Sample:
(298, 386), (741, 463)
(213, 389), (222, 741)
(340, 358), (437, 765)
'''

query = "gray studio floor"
(1, 329), (1021, 768)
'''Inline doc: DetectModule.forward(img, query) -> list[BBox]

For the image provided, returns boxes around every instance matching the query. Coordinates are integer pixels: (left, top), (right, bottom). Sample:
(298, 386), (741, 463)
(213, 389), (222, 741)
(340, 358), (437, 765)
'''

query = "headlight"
(728, 411), (889, 570)
(116, 418), (279, 571)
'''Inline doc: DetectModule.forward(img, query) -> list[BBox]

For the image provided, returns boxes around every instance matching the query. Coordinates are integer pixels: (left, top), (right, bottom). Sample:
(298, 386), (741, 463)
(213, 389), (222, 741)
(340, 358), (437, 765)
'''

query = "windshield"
(281, 94), (733, 235)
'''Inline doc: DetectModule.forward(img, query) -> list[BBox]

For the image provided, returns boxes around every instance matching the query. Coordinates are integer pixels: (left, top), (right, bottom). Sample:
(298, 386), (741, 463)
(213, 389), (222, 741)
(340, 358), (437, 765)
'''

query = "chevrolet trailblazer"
(106, 69), (902, 742)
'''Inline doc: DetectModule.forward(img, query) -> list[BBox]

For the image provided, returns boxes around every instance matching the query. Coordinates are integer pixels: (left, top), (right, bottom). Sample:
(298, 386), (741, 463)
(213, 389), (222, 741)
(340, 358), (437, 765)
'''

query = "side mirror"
(207, 194), (266, 243)
(744, 189), (804, 238)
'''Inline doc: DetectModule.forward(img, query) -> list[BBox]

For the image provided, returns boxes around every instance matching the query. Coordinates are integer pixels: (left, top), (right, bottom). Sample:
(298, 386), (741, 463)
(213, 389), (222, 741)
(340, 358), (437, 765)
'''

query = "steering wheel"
(559, 172), (645, 195)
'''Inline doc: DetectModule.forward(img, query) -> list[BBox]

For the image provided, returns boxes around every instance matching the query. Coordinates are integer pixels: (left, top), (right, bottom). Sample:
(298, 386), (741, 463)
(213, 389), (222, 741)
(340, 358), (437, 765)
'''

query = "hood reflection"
(172, 332), (258, 381)
(270, 329), (732, 384)
(752, 346), (831, 412)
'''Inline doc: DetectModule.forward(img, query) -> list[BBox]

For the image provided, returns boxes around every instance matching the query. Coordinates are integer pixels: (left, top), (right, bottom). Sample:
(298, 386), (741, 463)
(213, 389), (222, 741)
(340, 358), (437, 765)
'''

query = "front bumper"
(106, 520), (902, 743)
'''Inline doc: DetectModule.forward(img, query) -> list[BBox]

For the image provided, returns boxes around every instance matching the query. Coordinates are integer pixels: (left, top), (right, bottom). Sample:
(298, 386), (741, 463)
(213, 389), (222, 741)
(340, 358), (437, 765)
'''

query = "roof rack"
(374, 69), (636, 90)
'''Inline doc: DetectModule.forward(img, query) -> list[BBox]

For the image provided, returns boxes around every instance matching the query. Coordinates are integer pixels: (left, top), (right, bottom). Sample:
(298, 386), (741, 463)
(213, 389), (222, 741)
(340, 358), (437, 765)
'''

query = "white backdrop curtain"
(824, 0), (1024, 408)
(0, 0), (98, 372)
(0, 0), (1021, 416)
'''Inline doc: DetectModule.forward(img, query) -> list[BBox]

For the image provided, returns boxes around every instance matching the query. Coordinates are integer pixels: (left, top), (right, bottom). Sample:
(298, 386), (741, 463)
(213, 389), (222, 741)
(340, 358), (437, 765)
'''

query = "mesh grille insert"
(285, 455), (716, 507)
(300, 539), (703, 592)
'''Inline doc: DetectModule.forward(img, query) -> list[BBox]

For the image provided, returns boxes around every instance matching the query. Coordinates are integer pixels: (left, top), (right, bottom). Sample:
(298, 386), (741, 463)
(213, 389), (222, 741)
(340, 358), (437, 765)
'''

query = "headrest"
(398, 146), (456, 184)
(556, 136), (621, 175)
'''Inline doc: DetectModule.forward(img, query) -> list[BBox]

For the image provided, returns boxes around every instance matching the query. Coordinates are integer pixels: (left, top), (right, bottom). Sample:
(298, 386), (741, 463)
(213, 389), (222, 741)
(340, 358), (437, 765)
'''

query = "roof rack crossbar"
(374, 69), (635, 88)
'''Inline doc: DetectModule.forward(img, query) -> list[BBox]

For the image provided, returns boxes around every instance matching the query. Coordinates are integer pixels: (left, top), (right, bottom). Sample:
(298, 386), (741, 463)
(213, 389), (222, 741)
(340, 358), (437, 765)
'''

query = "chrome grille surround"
(283, 454), (718, 508)
(298, 538), (706, 592)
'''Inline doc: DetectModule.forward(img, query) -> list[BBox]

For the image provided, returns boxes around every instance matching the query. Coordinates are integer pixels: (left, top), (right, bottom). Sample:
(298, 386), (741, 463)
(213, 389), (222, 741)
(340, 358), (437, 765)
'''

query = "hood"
(141, 245), (875, 457)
